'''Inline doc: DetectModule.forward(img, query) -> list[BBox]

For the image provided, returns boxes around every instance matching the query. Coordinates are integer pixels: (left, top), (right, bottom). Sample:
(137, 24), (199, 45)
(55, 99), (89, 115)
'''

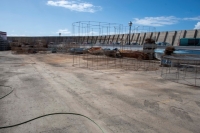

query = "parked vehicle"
(131, 43), (140, 45)
(156, 42), (171, 46)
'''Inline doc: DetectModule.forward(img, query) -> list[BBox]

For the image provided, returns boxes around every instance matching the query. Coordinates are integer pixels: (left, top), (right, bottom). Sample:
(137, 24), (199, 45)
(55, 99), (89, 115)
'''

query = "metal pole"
(129, 26), (131, 45)
(129, 21), (132, 45)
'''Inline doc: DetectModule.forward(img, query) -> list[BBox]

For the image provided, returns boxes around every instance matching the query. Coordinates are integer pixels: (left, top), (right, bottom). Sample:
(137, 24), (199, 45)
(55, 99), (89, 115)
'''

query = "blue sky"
(1, 0), (200, 36)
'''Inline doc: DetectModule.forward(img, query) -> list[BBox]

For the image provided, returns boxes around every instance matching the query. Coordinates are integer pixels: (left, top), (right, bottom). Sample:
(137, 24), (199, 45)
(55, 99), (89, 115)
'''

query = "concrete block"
(165, 31), (176, 44)
(185, 30), (195, 38)
(87, 36), (93, 43)
(123, 34), (129, 44)
(173, 30), (185, 46)
(113, 34), (119, 44)
(145, 32), (152, 39)
(95, 36), (101, 44)
(151, 32), (158, 41)
(98, 36), (104, 44)
(104, 35), (110, 44)
(139, 33), (146, 45)
(132, 33), (140, 43)
(118, 34), (124, 43)
(196, 30), (200, 38)
(130, 33), (134, 42)
(80, 36), (85, 44)
(109, 35), (114, 43)
(92, 36), (98, 44)
(157, 32), (167, 42)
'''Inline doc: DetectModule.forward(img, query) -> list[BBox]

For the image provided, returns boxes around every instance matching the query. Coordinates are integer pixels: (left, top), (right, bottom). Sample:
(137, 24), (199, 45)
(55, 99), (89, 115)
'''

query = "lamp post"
(59, 33), (61, 43)
(128, 21), (132, 45)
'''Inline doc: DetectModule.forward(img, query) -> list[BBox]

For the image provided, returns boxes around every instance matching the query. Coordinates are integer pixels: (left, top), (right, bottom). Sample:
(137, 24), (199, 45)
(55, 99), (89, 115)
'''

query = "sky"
(0, 0), (200, 36)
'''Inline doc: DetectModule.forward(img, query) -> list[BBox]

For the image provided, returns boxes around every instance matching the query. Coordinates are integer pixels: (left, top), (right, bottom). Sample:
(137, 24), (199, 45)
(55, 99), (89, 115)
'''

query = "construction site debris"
(143, 38), (157, 59)
(103, 48), (121, 58)
(87, 47), (104, 55)
(119, 50), (149, 60)
(144, 38), (155, 44)
(164, 46), (175, 55)
(10, 40), (49, 54)
(69, 48), (88, 54)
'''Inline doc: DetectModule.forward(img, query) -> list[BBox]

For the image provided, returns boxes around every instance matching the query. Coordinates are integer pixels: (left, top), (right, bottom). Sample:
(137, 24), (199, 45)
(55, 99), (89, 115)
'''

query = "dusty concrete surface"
(0, 51), (200, 133)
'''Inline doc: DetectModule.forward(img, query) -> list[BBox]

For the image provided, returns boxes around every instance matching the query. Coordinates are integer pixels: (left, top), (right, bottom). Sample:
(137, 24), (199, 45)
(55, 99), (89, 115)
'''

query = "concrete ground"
(0, 51), (200, 133)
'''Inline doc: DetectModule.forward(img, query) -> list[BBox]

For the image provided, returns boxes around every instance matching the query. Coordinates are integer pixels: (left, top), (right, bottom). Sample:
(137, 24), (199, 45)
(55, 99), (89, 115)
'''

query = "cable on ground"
(0, 113), (105, 133)
(0, 85), (105, 132)
(0, 85), (14, 99)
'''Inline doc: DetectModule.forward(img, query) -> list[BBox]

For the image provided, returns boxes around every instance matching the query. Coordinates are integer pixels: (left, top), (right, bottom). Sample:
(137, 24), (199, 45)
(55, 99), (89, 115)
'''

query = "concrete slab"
(0, 51), (200, 133)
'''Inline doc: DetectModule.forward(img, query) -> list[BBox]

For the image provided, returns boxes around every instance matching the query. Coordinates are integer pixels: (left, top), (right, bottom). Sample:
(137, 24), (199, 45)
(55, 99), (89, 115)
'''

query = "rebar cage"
(71, 21), (158, 71)
(160, 55), (200, 87)
(72, 53), (159, 71)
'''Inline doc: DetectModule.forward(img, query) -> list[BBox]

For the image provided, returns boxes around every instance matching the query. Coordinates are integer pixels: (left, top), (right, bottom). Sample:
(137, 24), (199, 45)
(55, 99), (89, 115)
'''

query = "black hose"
(0, 113), (105, 133)
(0, 85), (14, 99)
(0, 86), (105, 132)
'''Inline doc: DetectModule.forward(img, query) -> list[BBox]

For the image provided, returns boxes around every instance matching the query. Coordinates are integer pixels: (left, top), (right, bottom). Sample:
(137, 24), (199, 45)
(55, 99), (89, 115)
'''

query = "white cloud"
(132, 16), (179, 27)
(183, 16), (200, 21)
(56, 29), (71, 35)
(194, 22), (200, 29)
(47, 0), (102, 13)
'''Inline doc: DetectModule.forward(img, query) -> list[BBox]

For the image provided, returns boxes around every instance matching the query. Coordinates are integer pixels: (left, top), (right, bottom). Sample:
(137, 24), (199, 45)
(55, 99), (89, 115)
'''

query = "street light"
(59, 33), (61, 43)
(128, 21), (132, 45)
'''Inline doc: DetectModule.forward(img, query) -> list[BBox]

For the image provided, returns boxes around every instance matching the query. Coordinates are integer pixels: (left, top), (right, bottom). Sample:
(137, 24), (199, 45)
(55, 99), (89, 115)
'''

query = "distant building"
(0, 31), (7, 40)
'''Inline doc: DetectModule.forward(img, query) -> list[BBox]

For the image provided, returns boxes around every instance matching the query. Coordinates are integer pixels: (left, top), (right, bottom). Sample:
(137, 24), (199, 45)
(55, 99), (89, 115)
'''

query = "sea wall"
(7, 29), (200, 46)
